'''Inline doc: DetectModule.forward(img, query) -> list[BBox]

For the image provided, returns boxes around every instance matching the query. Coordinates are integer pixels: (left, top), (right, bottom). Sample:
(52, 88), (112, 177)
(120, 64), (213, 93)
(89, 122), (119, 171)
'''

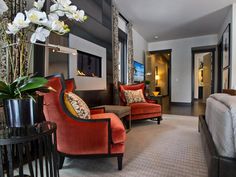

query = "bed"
(199, 91), (236, 177)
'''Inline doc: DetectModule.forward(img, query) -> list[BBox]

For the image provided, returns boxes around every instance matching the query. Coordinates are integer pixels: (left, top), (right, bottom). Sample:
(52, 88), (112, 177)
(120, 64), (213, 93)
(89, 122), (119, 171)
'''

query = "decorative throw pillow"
(124, 89), (146, 105)
(64, 92), (91, 119)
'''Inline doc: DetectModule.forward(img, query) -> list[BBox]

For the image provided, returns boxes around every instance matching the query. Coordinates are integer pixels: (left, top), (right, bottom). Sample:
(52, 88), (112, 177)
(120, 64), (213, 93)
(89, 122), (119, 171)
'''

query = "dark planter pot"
(3, 96), (44, 127)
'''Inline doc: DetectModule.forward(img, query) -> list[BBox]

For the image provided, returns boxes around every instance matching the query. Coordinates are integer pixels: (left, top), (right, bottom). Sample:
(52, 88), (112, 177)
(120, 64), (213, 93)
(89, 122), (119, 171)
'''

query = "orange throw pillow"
(64, 92), (91, 119)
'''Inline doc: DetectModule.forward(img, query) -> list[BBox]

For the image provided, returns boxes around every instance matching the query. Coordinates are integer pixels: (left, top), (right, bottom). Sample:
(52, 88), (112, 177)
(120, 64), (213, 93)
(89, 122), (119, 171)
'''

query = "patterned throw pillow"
(124, 89), (146, 105)
(64, 92), (91, 119)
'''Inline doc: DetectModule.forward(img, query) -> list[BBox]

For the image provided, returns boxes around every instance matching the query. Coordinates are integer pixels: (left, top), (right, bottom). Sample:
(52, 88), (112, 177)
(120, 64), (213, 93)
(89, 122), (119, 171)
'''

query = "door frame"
(217, 38), (223, 92)
(148, 49), (172, 99)
(191, 46), (216, 103)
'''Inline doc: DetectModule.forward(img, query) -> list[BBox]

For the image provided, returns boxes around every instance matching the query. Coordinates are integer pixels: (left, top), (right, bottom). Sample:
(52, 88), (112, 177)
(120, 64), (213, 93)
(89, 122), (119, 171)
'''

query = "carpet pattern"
(60, 114), (208, 177)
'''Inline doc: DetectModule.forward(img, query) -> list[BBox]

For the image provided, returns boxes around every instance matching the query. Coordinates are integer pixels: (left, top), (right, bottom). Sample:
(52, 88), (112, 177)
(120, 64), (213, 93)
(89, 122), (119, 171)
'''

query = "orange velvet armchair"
(43, 74), (126, 170)
(119, 83), (162, 124)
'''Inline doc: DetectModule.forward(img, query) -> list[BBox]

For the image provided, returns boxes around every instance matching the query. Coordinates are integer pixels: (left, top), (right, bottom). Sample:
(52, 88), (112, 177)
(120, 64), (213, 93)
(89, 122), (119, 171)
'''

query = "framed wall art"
(222, 24), (230, 69)
(222, 68), (229, 90)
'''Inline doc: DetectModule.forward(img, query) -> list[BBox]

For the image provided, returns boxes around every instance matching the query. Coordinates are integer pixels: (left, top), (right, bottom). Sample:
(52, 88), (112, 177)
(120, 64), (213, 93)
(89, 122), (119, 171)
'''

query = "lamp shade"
(155, 75), (160, 80)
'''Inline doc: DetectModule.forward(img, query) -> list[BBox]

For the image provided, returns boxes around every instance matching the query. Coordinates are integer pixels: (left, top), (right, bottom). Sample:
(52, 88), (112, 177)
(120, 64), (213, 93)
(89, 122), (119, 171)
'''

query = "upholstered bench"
(94, 105), (131, 130)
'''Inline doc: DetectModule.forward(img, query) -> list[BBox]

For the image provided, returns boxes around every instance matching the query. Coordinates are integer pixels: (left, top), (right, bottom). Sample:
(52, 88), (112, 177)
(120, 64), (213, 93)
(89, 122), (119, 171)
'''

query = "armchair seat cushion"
(91, 113), (126, 144)
(130, 102), (161, 115)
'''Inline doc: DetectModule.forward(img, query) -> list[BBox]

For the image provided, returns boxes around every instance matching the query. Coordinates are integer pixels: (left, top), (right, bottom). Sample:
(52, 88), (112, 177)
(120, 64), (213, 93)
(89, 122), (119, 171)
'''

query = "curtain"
(0, 0), (28, 82)
(112, 5), (119, 104)
(127, 23), (134, 84)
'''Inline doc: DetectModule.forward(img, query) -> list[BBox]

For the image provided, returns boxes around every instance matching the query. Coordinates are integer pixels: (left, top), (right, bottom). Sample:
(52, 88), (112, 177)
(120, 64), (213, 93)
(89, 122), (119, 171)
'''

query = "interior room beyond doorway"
(192, 50), (215, 104)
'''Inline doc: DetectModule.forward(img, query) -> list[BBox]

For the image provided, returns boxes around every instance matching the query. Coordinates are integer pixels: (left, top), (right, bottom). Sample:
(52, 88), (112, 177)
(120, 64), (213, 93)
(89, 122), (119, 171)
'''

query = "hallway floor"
(162, 96), (206, 116)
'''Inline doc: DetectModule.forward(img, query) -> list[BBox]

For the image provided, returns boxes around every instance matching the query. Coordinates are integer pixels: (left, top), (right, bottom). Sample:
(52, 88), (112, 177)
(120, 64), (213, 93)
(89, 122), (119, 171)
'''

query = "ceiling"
(115, 0), (236, 42)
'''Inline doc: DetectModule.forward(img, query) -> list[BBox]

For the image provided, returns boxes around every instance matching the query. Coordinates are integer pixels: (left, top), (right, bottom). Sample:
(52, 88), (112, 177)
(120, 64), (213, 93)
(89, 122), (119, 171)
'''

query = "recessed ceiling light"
(154, 36), (159, 39)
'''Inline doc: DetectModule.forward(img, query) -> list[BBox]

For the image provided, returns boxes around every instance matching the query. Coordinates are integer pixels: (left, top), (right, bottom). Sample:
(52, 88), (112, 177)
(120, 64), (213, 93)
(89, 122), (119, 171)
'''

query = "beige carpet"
(60, 114), (208, 177)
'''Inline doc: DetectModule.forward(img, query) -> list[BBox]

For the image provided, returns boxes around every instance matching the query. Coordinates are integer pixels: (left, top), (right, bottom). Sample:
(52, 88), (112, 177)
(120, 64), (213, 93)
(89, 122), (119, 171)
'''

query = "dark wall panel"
(34, 0), (113, 107)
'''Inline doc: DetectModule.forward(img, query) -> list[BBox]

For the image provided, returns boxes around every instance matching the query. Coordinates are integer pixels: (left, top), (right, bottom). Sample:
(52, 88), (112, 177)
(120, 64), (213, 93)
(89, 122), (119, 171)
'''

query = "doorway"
(192, 48), (215, 103)
(146, 50), (172, 111)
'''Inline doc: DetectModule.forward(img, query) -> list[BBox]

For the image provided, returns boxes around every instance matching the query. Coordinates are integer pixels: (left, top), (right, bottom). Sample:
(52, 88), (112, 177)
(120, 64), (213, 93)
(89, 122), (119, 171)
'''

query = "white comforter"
(206, 93), (236, 157)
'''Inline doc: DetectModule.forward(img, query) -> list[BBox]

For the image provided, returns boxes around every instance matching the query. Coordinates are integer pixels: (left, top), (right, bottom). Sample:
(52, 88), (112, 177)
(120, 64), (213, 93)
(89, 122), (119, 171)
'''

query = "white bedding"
(206, 94), (236, 158)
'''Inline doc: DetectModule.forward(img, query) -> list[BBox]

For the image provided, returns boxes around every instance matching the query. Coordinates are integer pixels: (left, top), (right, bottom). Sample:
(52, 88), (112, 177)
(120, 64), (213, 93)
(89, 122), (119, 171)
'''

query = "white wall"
(148, 34), (218, 103)
(132, 28), (148, 64)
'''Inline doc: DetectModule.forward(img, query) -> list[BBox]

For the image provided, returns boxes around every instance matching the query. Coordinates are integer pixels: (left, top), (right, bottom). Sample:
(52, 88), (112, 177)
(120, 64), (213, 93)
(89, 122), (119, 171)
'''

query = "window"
(118, 29), (127, 84)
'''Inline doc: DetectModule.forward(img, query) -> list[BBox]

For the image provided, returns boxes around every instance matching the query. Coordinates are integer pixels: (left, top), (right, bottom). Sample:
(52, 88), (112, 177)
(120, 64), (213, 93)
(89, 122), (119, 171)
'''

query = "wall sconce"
(155, 74), (160, 86)
(155, 66), (159, 86)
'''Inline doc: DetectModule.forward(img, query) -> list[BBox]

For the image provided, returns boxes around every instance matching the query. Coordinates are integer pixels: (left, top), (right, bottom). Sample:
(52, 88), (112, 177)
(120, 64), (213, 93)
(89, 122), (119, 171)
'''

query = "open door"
(203, 53), (212, 103)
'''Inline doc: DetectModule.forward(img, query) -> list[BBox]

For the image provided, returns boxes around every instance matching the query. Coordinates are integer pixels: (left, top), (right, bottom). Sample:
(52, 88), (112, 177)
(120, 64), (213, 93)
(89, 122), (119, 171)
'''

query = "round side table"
(0, 122), (59, 177)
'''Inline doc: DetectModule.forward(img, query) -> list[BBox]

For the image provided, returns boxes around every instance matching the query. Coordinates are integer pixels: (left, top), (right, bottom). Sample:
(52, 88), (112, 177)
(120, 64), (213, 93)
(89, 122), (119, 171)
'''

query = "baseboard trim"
(171, 102), (192, 106)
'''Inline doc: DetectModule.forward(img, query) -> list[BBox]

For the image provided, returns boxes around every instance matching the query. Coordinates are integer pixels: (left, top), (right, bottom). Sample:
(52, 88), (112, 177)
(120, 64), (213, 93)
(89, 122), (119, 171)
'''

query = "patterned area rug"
(60, 114), (208, 177)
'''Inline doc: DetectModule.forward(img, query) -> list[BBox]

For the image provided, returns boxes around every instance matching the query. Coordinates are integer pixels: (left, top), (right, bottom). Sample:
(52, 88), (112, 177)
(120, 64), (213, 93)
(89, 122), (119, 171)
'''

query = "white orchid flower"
(73, 10), (86, 22)
(6, 23), (20, 35)
(51, 20), (69, 34)
(48, 13), (59, 21)
(34, 0), (45, 10)
(50, 3), (64, 17)
(64, 5), (77, 19)
(41, 13), (59, 29)
(25, 9), (48, 25)
(30, 27), (50, 43)
(12, 12), (30, 29)
(57, 0), (72, 8)
(0, 0), (8, 15)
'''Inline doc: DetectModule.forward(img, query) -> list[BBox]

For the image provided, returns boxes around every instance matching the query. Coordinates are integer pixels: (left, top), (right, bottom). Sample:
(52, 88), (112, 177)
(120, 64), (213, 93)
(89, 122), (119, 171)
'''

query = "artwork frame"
(222, 24), (230, 69)
(222, 68), (229, 90)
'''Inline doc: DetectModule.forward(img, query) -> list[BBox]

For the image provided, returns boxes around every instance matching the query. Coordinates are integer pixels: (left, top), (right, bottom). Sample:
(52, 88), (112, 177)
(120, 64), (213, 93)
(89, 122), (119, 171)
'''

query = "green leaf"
(18, 77), (48, 93)
(0, 80), (10, 94)
(0, 92), (11, 99)
(9, 76), (29, 95)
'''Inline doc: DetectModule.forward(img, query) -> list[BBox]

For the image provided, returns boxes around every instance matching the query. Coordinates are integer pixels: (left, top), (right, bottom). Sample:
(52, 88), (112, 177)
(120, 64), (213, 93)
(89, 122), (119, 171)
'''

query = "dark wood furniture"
(0, 121), (59, 177)
(199, 115), (236, 177)
(223, 89), (236, 95)
(147, 95), (163, 107)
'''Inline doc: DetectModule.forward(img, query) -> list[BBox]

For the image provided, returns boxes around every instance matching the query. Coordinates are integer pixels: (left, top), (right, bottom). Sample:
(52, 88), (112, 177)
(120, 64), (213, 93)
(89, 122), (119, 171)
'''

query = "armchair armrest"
(145, 98), (156, 104)
(90, 107), (105, 115)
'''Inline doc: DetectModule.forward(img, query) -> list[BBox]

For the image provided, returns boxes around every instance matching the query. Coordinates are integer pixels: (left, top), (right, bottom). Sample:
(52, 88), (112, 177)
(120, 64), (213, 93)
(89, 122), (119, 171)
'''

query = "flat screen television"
(133, 60), (144, 82)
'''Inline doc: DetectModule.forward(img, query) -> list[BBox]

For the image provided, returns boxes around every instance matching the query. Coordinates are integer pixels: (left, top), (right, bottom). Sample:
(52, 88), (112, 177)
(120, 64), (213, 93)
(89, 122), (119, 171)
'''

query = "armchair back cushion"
(119, 83), (145, 105)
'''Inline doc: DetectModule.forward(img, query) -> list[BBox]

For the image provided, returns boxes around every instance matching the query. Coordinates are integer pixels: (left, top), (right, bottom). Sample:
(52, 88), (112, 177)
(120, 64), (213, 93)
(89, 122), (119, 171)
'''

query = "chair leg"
(58, 154), (65, 169)
(117, 155), (123, 170)
(157, 117), (161, 124)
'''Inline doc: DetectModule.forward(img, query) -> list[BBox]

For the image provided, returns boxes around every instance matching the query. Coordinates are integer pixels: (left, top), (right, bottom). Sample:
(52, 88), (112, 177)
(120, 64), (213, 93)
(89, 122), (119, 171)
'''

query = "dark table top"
(0, 121), (57, 145)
